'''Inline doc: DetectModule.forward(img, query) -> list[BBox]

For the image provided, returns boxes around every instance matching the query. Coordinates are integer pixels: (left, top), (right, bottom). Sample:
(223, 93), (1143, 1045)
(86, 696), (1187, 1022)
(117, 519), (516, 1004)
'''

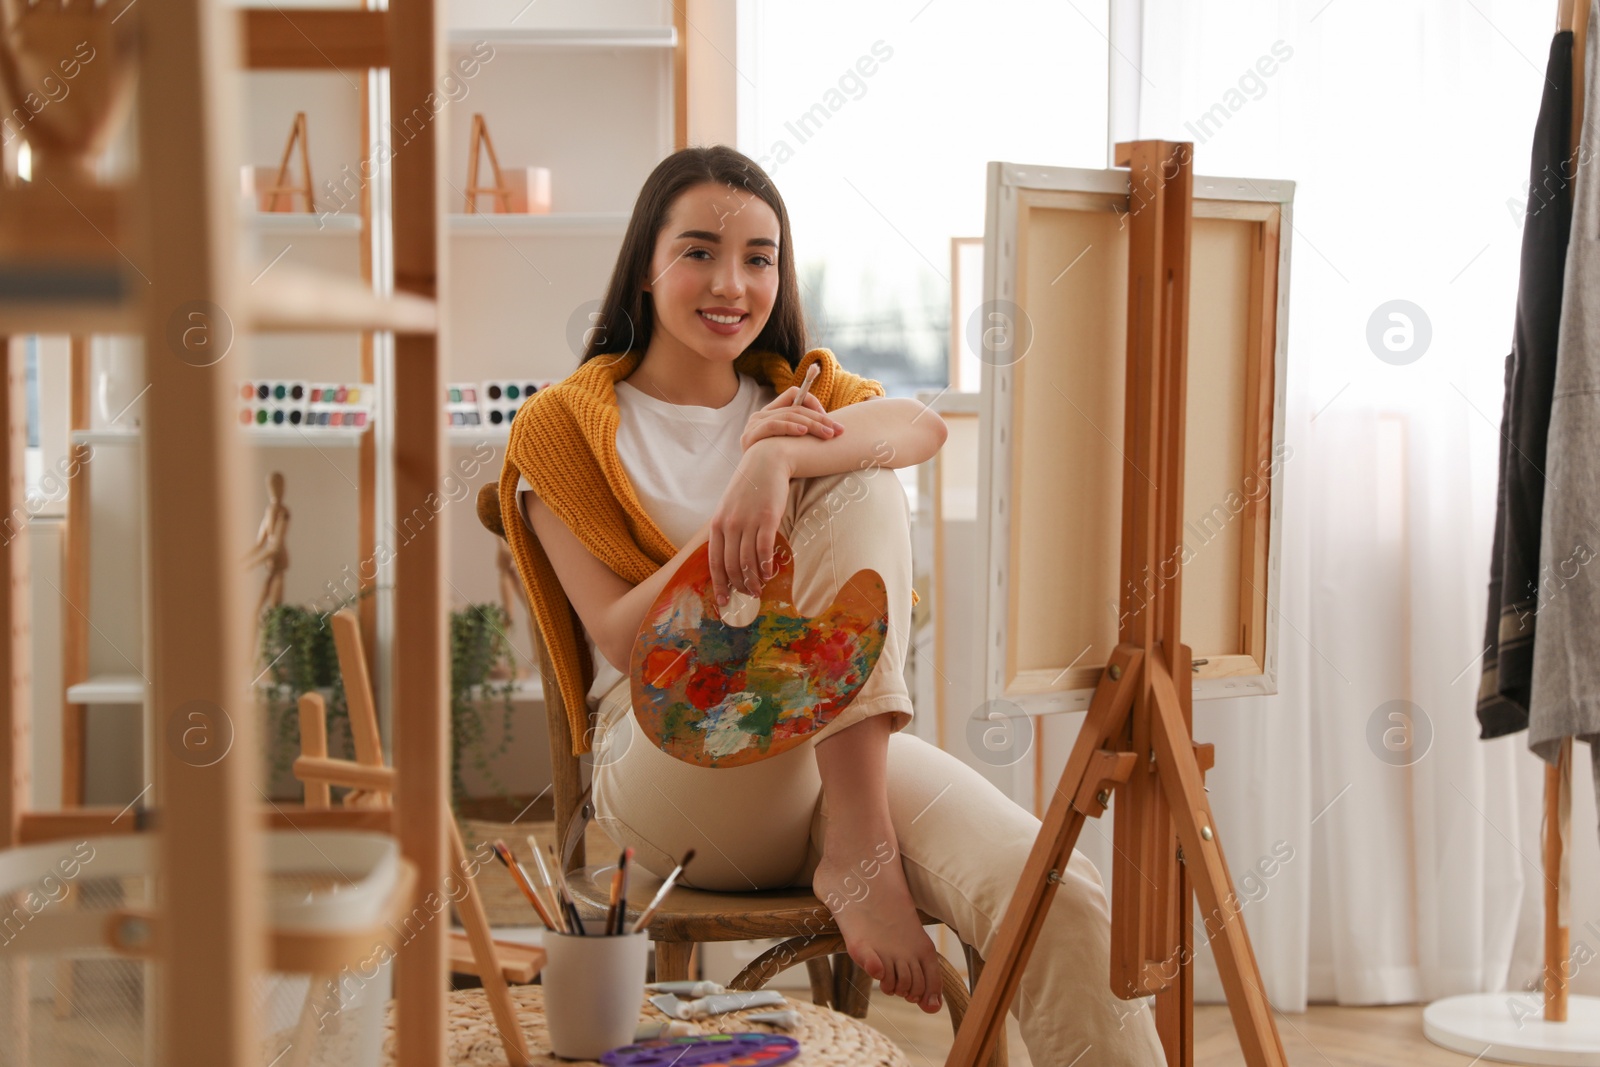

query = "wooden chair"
(479, 484), (1005, 1064)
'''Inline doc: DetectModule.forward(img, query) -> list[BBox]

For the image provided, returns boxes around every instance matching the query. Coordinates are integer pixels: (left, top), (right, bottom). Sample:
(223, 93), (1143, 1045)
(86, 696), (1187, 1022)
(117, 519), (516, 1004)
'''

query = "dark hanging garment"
(1477, 29), (1574, 740)
(1532, 0), (1600, 765)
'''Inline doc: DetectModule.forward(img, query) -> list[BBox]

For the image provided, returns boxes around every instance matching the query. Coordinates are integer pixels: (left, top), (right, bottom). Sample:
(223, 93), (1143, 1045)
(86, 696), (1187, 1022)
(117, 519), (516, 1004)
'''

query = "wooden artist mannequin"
(244, 470), (290, 651)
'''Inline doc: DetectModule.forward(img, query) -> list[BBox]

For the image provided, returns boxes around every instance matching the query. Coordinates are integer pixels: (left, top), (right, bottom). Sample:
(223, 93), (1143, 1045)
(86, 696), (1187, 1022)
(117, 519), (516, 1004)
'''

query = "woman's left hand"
(708, 441), (793, 607)
(739, 386), (845, 452)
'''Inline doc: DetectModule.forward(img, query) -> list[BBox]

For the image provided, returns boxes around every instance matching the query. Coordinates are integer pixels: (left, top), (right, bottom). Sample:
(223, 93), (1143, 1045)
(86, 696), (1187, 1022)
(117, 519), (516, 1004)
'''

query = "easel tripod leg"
(1148, 663), (1287, 1067)
(945, 646), (1145, 1067)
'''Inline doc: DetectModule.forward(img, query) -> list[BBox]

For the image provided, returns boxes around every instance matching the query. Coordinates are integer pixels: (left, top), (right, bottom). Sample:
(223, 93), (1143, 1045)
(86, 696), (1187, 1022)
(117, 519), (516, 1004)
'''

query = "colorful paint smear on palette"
(601, 1033), (799, 1066)
(629, 530), (888, 769)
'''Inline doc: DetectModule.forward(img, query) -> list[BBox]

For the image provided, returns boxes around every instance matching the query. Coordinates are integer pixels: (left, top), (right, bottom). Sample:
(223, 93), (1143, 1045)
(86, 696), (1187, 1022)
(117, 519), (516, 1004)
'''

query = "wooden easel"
(293, 610), (537, 1067)
(464, 113), (514, 214)
(947, 140), (1287, 1067)
(263, 111), (315, 212)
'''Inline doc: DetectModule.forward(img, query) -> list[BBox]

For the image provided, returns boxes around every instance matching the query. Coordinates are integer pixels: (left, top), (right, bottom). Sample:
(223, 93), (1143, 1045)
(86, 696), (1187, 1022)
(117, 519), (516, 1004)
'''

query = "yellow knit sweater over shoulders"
(500, 345), (919, 756)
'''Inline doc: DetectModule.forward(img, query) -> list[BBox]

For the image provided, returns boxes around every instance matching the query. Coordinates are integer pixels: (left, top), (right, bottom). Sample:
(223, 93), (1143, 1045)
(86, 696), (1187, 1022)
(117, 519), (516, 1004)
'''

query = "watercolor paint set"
(237, 380), (309, 427)
(305, 382), (373, 429)
(445, 383), (483, 428)
(480, 379), (549, 427)
(238, 380), (373, 431)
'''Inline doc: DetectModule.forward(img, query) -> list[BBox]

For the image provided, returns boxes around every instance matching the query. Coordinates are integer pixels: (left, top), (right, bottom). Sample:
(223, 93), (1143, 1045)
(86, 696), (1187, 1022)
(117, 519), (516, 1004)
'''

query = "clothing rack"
(1544, 0), (1589, 1026)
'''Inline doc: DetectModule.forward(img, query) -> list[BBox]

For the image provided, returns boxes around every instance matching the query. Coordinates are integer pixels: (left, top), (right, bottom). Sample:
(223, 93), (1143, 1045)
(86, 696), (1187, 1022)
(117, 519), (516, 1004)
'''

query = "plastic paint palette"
(600, 1033), (799, 1067)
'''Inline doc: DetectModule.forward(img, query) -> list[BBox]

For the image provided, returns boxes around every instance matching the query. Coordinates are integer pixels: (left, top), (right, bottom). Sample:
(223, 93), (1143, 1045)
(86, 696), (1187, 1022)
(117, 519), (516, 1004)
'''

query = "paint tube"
(648, 989), (787, 1020)
(745, 1009), (801, 1031)
(645, 980), (725, 996)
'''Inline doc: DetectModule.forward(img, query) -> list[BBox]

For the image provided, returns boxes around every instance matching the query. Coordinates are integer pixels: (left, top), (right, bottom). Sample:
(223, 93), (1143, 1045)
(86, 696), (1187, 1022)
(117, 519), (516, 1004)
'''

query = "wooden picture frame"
(948, 236), (984, 393)
(977, 161), (1294, 716)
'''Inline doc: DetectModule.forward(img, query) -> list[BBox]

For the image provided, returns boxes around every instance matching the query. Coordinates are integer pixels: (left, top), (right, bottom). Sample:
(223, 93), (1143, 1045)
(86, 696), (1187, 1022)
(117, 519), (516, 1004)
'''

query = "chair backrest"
(477, 481), (590, 869)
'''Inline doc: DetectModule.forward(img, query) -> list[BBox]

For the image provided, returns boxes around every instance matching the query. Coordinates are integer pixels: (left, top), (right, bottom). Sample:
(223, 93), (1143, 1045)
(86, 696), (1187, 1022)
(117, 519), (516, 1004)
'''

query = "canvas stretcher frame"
(976, 161), (1295, 718)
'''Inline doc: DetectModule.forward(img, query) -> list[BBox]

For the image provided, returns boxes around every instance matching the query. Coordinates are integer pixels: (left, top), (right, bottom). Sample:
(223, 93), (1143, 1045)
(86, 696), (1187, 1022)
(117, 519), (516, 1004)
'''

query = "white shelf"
(250, 211), (364, 235)
(464, 678), (545, 702)
(448, 26), (676, 49)
(85, 426), (503, 446)
(448, 427), (510, 445)
(249, 211), (630, 239)
(74, 426), (371, 447)
(73, 428), (141, 446)
(66, 674), (147, 705)
(449, 212), (630, 238)
(243, 425), (371, 445)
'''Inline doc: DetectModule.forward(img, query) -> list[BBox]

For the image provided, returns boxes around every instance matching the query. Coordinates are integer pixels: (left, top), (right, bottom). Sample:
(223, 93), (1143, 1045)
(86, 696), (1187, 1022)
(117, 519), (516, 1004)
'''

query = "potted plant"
(256, 603), (353, 784)
(449, 603), (518, 806)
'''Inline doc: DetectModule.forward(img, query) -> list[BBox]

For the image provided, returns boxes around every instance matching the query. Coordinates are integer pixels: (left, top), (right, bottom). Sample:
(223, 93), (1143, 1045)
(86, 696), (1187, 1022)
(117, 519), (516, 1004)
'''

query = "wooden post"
(62, 337), (91, 808)
(0, 337), (30, 851)
(389, 0), (451, 1061)
(1545, 737), (1572, 1020)
(136, 0), (264, 1061)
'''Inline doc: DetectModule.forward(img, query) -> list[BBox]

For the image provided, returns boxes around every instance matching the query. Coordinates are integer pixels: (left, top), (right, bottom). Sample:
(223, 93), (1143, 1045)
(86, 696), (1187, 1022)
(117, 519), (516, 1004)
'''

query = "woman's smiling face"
(642, 181), (782, 362)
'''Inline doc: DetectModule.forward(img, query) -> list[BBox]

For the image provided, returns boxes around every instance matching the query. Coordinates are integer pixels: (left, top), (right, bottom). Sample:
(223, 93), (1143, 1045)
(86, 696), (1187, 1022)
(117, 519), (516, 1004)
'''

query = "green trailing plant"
(256, 597), (519, 809)
(450, 603), (518, 806)
(256, 603), (352, 781)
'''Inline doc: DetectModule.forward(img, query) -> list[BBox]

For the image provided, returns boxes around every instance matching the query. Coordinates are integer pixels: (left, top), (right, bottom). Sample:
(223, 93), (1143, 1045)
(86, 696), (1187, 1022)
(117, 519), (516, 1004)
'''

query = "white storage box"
(0, 830), (410, 1067)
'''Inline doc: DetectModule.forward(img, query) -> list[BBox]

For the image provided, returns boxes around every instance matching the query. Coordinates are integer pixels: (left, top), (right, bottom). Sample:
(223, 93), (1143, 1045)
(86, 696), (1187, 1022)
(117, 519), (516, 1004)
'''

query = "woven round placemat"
(379, 984), (908, 1066)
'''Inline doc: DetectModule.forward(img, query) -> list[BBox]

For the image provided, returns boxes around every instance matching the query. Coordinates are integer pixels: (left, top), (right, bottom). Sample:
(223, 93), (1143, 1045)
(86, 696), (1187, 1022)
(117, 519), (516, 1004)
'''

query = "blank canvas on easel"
(978, 163), (1294, 716)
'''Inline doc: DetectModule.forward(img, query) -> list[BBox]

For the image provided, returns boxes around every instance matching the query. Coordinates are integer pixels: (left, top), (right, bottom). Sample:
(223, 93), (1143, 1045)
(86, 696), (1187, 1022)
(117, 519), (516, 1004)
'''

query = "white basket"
(0, 830), (406, 1067)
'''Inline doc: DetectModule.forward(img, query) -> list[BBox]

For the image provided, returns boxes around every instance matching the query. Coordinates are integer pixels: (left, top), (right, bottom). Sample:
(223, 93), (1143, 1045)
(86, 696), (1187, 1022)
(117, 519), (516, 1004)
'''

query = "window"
(739, 0), (1109, 395)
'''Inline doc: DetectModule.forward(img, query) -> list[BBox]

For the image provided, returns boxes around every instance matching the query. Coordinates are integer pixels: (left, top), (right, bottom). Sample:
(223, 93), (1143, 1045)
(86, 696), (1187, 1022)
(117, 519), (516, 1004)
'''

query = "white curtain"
(1115, 0), (1572, 1008)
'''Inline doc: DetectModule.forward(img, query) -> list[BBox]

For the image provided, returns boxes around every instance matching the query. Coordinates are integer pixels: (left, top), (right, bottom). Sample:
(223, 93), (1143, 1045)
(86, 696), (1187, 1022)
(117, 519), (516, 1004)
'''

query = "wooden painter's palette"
(629, 531), (888, 768)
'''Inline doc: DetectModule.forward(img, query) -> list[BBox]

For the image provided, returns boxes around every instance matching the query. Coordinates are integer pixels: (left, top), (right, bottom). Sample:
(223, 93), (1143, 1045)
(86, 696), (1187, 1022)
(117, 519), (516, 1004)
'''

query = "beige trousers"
(590, 464), (1165, 1065)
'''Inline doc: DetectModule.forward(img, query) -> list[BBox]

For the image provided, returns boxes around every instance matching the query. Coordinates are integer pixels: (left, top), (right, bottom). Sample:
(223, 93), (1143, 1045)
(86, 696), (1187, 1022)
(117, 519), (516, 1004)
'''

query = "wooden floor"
(865, 996), (1494, 1066)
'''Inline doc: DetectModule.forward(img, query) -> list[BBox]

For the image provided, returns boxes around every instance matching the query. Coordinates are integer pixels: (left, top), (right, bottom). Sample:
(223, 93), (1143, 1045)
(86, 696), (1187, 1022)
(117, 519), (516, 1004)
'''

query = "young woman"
(505, 145), (1164, 1064)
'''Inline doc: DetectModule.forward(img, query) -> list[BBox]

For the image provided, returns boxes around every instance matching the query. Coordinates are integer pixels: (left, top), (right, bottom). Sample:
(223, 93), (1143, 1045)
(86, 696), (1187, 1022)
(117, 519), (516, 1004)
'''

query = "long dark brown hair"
(581, 145), (808, 370)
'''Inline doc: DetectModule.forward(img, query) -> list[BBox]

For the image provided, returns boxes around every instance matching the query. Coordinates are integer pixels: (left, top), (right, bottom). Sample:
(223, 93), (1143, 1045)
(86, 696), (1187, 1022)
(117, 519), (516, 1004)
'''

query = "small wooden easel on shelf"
(464, 112), (514, 214)
(262, 111), (316, 212)
(946, 140), (1288, 1067)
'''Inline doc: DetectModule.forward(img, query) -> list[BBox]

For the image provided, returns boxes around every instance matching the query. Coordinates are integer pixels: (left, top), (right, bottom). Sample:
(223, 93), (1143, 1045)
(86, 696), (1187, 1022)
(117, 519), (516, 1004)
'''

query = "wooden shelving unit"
(3, 0), (695, 1061)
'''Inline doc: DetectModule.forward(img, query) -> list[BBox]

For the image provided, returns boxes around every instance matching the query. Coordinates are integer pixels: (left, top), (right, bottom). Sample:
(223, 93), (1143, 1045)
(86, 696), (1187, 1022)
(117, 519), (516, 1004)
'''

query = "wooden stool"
(381, 984), (910, 1066)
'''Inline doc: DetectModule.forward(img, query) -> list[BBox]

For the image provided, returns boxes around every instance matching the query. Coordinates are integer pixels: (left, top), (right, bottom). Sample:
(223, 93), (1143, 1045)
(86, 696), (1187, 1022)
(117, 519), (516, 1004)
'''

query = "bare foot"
(813, 839), (942, 1013)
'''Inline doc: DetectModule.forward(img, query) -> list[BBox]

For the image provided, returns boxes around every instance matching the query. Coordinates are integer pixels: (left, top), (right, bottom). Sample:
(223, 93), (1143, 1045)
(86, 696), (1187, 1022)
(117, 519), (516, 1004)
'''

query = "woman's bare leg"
(812, 713), (943, 1013)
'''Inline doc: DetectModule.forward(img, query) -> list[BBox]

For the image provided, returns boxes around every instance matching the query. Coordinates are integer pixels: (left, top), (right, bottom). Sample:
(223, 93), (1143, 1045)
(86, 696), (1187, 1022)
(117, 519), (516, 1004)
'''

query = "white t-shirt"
(518, 370), (778, 710)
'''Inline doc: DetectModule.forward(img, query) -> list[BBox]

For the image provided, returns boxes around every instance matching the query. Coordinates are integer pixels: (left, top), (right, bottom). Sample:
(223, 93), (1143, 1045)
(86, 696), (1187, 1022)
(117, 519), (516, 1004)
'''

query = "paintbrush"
(790, 362), (821, 407)
(525, 833), (567, 934)
(606, 847), (635, 935)
(488, 838), (559, 932)
(546, 842), (588, 935)
(630, 848), (696, 934)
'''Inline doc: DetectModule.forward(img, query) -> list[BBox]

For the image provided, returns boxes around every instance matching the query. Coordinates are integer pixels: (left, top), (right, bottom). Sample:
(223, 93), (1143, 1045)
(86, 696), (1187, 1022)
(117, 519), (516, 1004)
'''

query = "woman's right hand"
(739, 386), (844, 453)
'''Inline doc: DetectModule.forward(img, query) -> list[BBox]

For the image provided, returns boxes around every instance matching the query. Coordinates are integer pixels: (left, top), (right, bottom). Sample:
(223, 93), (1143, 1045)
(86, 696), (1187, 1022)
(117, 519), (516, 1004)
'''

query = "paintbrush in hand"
(630, 848), (696, 934)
